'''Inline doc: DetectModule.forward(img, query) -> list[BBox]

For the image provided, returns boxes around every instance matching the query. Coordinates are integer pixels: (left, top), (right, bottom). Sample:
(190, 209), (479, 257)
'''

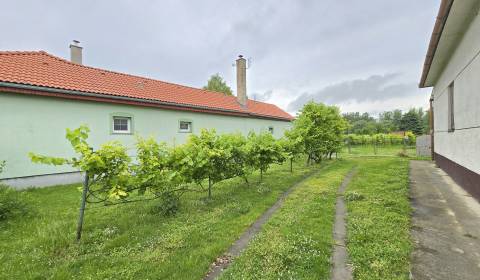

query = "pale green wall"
(0, 92), (292, 179)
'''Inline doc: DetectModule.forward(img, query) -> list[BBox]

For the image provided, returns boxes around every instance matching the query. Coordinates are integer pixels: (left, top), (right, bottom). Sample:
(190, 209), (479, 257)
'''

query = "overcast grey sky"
(1, 0), (439, 115)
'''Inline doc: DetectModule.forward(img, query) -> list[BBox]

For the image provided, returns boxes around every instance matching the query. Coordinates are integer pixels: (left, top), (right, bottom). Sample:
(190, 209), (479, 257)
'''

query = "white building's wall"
(433, 11), (480, 174)
(0, 92), (292, 181)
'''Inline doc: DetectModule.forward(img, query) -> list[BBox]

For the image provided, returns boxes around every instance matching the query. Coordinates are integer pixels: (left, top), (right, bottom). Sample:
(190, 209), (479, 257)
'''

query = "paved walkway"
(410, 160), (480, 280)
(203, 171), (319, 280)
(330, 169), (355, 280)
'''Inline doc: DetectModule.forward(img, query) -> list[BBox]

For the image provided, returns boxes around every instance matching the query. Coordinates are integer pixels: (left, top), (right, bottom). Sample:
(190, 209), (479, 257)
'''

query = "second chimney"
(236, 55), (247, 107)
(69, 40), (83, 65)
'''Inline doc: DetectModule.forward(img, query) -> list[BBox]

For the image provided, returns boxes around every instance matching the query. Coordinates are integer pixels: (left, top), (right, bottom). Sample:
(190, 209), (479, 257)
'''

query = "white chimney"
(69, 40), (83, 65)
(236, 55), (247, 107)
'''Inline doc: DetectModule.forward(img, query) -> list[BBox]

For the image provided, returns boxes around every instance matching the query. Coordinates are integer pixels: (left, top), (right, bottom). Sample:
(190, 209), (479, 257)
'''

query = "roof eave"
(419, 0), (454, 88)
(0, 81), (292, 122)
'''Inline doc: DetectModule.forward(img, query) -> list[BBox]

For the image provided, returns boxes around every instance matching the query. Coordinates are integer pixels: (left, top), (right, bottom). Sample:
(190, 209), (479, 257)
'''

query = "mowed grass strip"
(346, 158), (412, 280)
(341, 145), (417, 158)
(0, 160), (317, 279)
(220, 160), (355, 280)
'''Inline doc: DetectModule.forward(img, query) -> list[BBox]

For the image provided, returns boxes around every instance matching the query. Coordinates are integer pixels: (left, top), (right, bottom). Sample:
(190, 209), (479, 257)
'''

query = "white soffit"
(425, 0), (480, 86)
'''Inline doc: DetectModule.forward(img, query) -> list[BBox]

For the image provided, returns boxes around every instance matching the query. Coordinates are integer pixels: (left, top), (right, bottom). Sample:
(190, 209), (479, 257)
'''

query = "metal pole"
(76, 172), (89, 241)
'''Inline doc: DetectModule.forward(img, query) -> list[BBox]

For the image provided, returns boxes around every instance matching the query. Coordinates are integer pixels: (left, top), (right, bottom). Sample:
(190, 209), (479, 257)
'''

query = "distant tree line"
(343, 108), (429, 135)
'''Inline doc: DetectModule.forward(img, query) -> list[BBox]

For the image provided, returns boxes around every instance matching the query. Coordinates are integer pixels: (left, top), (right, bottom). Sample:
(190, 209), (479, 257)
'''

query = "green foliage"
(203, 73), (233, 96)
(150, 192), (180, 216)
(173, 129), (231, 196)
(291, 102), (347, 163)
(400, 109), (424, 135)
(30, 125), (132, 203)
(344, 108), (429, 135)
(217, 133), (250, 181)
(134, 136), (180, 197)
(245, 132), (285, 180)
(0, 160), (6, 174)
(344, 133), (415, 146)
(0, 185), (31, 221)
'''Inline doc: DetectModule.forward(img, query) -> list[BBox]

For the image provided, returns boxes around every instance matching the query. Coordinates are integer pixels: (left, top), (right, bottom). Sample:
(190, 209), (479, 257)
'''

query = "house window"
(448, 82), (455, 132)
(268, 126), (274, 134)
(179, 121), (192, 133)
(113, 116), (131, 134)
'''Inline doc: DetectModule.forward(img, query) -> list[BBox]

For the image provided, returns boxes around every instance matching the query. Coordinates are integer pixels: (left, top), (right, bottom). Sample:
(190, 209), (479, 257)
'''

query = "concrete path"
(330, 169), (355, 280)
(410, 160), (480, 280)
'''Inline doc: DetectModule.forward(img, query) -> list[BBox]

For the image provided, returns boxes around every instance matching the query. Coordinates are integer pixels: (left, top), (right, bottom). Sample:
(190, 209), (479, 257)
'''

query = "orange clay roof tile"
(0, 51), (293, 121)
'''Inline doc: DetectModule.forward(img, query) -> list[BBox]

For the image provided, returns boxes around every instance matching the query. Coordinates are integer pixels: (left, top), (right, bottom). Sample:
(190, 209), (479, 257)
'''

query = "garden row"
(24, 102), (347, 239)
(344, 132), (416, 146)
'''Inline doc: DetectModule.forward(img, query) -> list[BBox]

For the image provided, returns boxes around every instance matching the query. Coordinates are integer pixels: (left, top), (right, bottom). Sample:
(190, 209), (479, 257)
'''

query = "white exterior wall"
(432, 11), (480, 174)
(0, 92), (292, 182)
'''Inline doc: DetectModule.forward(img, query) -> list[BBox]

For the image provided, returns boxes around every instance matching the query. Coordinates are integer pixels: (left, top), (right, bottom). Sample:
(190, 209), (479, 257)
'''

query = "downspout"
(429, 94), (435, 160)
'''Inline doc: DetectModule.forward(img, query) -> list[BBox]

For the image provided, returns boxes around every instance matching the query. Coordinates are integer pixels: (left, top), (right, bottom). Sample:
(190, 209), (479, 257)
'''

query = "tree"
(400, 109), (424, 135)
(203, 73), (233, 96)
(343, 112), (377, 135)
(293, 102), (347, 163)
(422, 109), (431, 134)
(281, 130), (304, 172)
(245, 132), (285, 181)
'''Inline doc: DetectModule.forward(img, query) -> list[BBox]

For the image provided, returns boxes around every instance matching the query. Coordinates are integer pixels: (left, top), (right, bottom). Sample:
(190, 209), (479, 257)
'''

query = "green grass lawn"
(0, 160), (318, 279)
(346, 157), (412, 280)
(220, 160), (355, 279)
(340, 144), (417, 158)
(1, 154), (414, 279)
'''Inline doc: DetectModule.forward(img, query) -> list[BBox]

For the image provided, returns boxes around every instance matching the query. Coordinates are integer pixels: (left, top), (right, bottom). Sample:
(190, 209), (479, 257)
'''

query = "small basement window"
(179, 121), (192, 133)
(113, 116), (131, 134)
(268, 126), (274, 134)
(448, 82), (455, 132)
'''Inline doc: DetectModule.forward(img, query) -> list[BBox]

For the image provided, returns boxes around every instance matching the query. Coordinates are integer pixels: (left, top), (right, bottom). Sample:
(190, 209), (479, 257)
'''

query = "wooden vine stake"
(76, 172), (89, 241)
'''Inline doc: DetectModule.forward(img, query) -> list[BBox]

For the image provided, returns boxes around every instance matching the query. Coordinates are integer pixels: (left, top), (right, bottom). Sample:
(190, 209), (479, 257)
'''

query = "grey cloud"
(0, 0), (437, 112)
(287, 74), (418, 112)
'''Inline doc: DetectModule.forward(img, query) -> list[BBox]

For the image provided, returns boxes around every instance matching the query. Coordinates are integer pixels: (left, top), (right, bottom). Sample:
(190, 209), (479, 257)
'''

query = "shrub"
(0, 184), (31, 221)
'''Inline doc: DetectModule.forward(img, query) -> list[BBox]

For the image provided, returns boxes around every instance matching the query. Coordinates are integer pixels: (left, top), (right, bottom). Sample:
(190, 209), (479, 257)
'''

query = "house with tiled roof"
(0, 42), (293, 188)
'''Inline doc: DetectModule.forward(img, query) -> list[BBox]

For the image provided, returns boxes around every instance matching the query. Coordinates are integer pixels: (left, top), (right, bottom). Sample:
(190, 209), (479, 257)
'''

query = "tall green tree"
(293, 102), (347, 163)
(203, 73), (233, 96)
(400, 109), (424, 135)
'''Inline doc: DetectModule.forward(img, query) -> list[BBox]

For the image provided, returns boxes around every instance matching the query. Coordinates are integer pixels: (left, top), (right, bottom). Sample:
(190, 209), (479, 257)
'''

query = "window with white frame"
(179, 121), (192, 133)
(113, 116), (131, 134)
(268, 126), (274, 134)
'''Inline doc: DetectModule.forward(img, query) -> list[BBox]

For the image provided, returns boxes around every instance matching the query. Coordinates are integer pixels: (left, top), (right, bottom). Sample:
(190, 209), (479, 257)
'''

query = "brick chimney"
(236, 55), (247, 107)
(69, 40), (82, 65)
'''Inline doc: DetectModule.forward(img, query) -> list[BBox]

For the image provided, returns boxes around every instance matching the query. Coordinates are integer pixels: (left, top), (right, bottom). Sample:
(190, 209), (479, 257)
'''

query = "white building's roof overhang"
(419, 0), (480, 88)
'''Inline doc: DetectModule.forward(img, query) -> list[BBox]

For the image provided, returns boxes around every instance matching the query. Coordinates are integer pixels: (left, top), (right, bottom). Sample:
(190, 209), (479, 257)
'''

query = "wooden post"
(76, 172), (89, 241)
(208, 176), (212, 199)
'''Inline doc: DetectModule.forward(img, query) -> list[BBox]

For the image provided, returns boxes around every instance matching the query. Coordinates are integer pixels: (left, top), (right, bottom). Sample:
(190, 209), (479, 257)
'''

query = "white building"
(419, 0), (480, 199)
(0, 44), (293, 188)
